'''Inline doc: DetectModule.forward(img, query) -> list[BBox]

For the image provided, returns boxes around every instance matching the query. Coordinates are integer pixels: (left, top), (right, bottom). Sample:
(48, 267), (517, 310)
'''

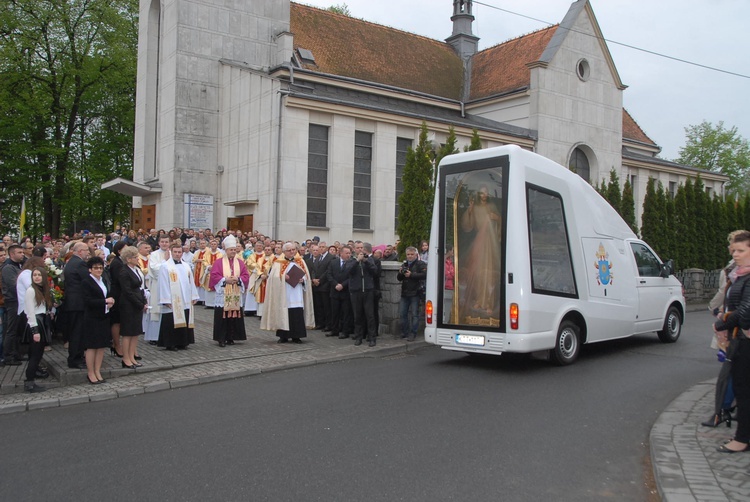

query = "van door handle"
(640, 280), (646, 284)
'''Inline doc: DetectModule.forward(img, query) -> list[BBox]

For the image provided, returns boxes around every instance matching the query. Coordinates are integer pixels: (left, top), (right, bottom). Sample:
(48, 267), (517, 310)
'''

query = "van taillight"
(426, 300), (433, 324)
(510, 303), (519, 329)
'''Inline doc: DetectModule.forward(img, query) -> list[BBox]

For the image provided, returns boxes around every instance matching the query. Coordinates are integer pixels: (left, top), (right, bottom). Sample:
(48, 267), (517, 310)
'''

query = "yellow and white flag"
(19, 196), (26, 237)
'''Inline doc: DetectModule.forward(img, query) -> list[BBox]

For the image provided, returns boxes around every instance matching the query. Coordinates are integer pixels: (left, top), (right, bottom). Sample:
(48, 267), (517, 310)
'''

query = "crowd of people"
(0, 226), (430, 393)
(706, 229), (750, 454)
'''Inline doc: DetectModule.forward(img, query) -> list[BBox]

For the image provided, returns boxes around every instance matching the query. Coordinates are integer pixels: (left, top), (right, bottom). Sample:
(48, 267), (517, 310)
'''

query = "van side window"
(526, 186), (577, 297)
(630, 243), (661, 277)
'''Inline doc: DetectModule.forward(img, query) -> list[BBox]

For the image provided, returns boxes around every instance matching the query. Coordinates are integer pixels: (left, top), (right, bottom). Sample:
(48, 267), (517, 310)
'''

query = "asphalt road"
(0, 310), (719, 501)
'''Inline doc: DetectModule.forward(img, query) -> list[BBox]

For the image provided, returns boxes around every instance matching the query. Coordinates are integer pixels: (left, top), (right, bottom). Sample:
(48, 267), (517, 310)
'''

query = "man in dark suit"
(63, 242), (91, 368)
(1, 244), (26, 365)
(317, 241), (335, 331)
(146, 229), (159, 251)
(326, 245), (353, 339)
(348, 241), (379, 347)
(306, 244), (332, 331)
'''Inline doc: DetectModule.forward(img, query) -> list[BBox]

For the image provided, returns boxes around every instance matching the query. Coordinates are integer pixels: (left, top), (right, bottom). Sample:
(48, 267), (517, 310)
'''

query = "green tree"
(676, 120), (750, 195)
(327, 3), (351, 16)
(621, 178), (637, 234)
(0, 0), (137, 237)
(640, 178), (657, 243)
(464, 129), (482, 151)
(673, 181), (693, 269)
(725, 197), (740, 237)
(605, 168), (622, 214)
(690, 175), (710, 269)
(397, 121), (434, 256)
(641, 178), (668, 257)
(711, 195), (729, 269)
(434, 126), (458, 185)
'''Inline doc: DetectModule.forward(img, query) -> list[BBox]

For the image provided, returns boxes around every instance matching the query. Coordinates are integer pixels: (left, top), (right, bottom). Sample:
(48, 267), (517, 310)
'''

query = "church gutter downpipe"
(275, 88), (290, 238)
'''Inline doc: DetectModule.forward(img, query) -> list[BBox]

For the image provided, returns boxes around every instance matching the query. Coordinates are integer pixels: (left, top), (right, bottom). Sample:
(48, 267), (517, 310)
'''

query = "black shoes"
(35, 369), (50, 379)
(121, 361), (137, 369)
(226, 340), (235, 345)
(68, 362), (87, 369)
(717, 443), (750, 453)
(338, 334), (349, 339)
(5, 359), (22, 366)
(24, 382), (45, 393)
(701, 410), (733, 428)
(368, 340), (376, 347)
(277, 338), (288, 344)
(165, 346), (178, 351)
(292, 338), (302, 344)
(219, 341), (226, 347)
(110, 347), (123, 358)
(134, 355), (142, 360)
(354, 339), (362, 346)
(87, 376), (102, 385)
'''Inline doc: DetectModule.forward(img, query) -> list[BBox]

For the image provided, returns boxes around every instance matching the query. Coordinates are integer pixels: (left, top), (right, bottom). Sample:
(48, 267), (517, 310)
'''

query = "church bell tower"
(446, 0), (479, 59)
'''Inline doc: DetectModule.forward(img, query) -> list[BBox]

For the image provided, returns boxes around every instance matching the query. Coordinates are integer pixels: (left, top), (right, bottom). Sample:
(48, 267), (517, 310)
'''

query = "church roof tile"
(290, 3), (464, 99)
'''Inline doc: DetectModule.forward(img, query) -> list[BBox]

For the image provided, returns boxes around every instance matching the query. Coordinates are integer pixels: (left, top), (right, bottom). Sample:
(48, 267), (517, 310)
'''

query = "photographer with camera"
(397, 246), (427, 341)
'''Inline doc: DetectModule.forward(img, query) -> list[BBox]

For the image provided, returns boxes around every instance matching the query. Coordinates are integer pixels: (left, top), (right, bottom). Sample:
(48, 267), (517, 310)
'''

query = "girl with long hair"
(23, 267), (52, 393)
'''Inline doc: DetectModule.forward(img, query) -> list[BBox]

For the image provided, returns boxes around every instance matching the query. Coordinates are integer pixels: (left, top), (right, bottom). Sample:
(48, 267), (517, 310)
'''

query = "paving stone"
(27, 398), (60, 411)
(170, 378), (200, 389)
(144, 381), (171, 393)
(116, 387), (146, 397)
(59, 395), (91, 407)
(89, 391), (118, 402)
(0, 402), (27, 414)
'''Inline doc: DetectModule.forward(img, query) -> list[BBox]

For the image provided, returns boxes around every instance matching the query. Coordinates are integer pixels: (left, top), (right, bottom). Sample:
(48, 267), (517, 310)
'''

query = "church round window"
(576, 59), (590, 81)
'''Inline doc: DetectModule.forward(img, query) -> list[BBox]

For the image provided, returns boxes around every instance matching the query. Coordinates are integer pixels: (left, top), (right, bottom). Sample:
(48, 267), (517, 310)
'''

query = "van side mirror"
(660, 259), (675, 278)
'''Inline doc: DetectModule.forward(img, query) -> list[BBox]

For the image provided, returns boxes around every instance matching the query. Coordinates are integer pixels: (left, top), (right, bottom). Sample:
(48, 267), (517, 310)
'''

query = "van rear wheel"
(657, 306), (681, 343)
(551, 320), (580, 366)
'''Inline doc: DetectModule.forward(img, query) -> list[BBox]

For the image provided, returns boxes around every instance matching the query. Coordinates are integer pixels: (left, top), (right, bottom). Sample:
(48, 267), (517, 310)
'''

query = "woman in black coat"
(81, 256), (115, 384)
(714, 230), (750, 453)
(108, 240), (127, 357)
(118, 246), (148, 369)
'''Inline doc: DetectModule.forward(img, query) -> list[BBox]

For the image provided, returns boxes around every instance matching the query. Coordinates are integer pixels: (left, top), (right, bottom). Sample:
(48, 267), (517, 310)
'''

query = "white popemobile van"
(423, 145), (684, 365)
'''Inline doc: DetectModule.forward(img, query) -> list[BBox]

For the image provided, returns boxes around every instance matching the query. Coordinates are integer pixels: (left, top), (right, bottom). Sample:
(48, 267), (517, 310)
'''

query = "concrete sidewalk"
(0, 306), (426, 413)
(651, 380), (750, 502)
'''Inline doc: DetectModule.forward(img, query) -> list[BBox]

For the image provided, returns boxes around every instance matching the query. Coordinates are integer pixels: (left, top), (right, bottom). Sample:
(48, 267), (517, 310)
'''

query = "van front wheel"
(657, 306), (682, 343)
(551, 321), (580, 366)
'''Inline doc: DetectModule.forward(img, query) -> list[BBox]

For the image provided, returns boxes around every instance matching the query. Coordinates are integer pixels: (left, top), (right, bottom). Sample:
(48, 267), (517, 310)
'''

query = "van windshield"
(441, 159), (507, 330)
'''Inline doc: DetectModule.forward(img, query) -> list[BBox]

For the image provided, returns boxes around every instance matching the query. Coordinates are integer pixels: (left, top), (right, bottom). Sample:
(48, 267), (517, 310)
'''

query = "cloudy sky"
(297, 0), (749, 161)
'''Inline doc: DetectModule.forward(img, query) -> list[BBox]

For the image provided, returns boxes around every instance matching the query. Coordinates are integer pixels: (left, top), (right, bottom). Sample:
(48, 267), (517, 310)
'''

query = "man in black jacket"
(397, 246), (427, 341)
(327, 246), (353, 339)
(63, 243), (91, 368)
(348, 241), (379, 347)
(306, 244), (332, 331)
(1, 245), (26, 365)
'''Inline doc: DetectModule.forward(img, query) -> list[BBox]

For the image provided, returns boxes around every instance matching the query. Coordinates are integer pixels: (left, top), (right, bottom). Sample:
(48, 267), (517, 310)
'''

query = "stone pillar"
(683, 268), (704, 303)
(378, 261), (402, 337)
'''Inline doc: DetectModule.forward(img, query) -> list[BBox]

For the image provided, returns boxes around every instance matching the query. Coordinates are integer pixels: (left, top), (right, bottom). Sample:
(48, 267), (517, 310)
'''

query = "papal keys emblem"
(594, 243), (613, 285)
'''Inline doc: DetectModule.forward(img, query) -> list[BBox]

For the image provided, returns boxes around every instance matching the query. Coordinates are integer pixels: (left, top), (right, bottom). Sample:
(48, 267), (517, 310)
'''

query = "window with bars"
(394, 137), (412, 229)
(353, 131), (373, 230)
(307, 124), (329, 228)
(568, 147), (590, 182)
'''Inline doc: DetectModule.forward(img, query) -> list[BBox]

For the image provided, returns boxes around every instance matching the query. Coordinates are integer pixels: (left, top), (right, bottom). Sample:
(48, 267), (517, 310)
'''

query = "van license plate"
(455, 334), (485, 346)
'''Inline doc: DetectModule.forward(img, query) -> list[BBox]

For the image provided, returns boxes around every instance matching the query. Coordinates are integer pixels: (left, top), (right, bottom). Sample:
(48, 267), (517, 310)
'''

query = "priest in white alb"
(145, 235), (171, 344)
(158, 241), (199, 351)
(209, 235), (250, 347)
(260, 241), (314, 343)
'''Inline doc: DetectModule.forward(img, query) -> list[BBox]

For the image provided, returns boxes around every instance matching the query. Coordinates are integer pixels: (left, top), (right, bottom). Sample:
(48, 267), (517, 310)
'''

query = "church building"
(103, 0), (727, 242)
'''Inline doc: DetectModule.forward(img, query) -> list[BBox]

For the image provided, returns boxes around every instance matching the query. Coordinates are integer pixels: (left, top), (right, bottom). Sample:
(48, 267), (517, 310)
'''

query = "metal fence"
(674, 268), (721, 303)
